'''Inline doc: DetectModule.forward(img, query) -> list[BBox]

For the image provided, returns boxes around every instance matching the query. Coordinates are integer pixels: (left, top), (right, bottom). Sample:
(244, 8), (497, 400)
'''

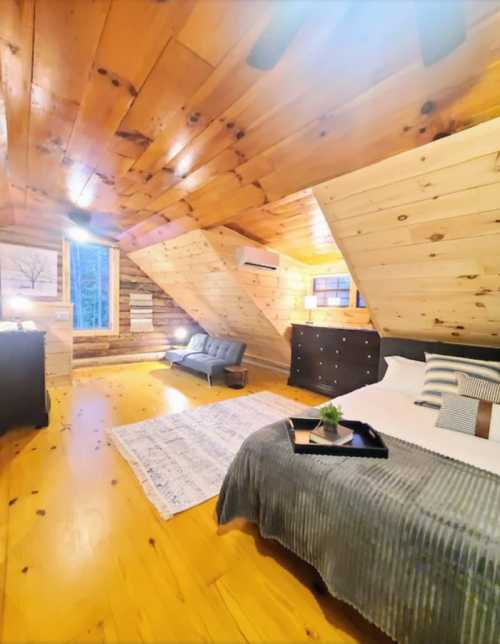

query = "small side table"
(224, 366), (248, 389)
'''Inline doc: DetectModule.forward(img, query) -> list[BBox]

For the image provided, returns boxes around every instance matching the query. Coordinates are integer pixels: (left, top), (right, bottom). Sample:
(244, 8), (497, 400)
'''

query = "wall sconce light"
(8, 295), (33, 329)
(174, 326), (188, 342)
(8, 295), (33, 313)
(304, 295), (317, 325)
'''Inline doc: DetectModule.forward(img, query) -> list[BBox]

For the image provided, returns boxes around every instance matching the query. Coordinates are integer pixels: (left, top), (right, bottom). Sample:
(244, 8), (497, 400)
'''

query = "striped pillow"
(415, 353), (500, 409)
(457, 372), (500, 404)
(436, 393), (500, 443)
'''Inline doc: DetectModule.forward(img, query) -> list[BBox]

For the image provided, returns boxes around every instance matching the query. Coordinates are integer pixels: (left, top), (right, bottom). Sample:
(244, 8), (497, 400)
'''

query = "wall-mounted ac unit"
(237, 246), (280, 271)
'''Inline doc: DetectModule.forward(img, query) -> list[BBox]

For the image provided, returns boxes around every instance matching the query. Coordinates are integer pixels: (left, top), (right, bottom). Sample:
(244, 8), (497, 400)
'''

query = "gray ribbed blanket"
(216, 420), (500, 644)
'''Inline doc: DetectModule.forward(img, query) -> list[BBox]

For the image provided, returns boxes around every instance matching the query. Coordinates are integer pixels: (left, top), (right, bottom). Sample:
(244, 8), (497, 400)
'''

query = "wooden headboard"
(378, 338), (500, 380)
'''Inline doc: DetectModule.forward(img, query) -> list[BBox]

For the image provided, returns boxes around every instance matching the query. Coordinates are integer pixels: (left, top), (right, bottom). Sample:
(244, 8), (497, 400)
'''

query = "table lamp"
(304, 295), (317, 325)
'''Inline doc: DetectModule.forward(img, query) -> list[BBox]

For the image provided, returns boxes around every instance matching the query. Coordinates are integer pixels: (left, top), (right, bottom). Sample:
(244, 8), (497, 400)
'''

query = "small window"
(69, 241), (113, 331)
(356, 290), (367, 308)
(313, 274), (351, 307)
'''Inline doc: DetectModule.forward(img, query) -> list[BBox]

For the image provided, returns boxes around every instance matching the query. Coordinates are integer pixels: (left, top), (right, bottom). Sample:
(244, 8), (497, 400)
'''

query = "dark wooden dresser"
(288, 324), (380, 398)
(0, 330), (50, 433)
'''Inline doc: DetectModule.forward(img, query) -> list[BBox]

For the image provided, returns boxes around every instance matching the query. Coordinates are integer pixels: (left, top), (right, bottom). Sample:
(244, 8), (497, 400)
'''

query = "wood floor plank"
(0, 362), (390, 642)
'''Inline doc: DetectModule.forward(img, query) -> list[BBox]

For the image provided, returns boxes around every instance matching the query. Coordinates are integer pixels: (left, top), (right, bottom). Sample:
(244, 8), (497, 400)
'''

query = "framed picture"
(0, 242), (58, 298)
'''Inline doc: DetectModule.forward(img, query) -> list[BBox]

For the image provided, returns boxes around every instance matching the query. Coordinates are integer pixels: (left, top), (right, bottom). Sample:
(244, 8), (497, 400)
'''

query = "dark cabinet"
(0, 331), (50, 432)
(288, 324), (380, 398)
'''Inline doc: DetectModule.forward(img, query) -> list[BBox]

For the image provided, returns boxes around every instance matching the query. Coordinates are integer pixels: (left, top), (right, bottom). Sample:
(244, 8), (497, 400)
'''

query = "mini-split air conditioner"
(236, 246), (280, 271)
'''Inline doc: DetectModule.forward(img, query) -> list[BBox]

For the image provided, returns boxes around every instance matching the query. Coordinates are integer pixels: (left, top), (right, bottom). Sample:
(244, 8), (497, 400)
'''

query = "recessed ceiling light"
(67, 226), (90, 243)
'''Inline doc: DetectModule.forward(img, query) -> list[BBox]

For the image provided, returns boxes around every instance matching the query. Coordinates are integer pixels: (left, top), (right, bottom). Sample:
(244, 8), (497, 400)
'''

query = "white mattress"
(330, 384), (500, 476)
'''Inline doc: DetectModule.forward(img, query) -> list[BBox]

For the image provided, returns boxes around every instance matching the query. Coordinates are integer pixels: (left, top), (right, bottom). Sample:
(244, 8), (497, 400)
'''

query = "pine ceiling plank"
(119, 2), (348, 214)
(328, 180), (500, 243)
(66, 0), (191, 171)
(28, 0), (110, 205)
(0, 87), (13, 225)
(143, 2), (351, 202)
(111, 39), (214, 160)
(123, 4), (500, 236)
(120, 215), (198, 253)
(177, 0), (270, 67)
(255, 12), (500, 204)
(0, 0), (35, 203)
(316, 116), (500, 347)
(118, 9), (273, 209)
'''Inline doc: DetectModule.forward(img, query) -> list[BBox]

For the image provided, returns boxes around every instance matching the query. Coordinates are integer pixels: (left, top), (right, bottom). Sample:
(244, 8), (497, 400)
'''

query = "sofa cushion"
(205, 337), (246, 365)
(181, 354), (227, 376)
(186, 333), (208, 352)
(165, 348), (193, 363)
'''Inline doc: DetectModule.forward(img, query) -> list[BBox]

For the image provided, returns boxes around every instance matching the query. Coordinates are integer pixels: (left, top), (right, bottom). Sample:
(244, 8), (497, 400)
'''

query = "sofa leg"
(207, 374), (212, 386)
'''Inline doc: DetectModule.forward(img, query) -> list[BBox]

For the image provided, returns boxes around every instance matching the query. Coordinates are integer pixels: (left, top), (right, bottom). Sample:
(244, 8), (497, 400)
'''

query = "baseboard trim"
(73, 351), (166, 368)
(243, 354), (290, 375)
(73, 351), (290, 375)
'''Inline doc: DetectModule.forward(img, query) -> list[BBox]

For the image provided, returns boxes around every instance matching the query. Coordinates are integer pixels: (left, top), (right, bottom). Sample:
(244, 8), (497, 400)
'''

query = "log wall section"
(0, 223), (199, 362)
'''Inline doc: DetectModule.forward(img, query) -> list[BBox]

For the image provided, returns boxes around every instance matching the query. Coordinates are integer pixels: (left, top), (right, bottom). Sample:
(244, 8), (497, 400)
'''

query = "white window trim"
(63, 238), (120, 337)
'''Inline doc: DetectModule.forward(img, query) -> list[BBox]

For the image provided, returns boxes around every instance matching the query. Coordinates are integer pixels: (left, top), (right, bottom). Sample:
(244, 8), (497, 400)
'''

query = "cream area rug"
(110, 392), (307, 519)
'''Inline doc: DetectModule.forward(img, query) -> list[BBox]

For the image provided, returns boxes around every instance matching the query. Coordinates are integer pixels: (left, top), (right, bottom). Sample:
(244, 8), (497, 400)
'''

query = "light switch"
(56, 310), (70, 321)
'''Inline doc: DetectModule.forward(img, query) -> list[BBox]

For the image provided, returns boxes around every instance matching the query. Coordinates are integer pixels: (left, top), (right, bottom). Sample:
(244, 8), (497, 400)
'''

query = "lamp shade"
(304, 295), (317, 310)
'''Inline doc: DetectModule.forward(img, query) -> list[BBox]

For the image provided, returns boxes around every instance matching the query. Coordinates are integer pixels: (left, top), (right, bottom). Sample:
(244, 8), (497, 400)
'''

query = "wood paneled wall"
(315, 117), (500, 347)
(129, 227), (306, 367)
(0, 222), (200, 362)
(129, 226), (372, 368)
(73, 251), (201, 360)
(306, 260), (373, 329)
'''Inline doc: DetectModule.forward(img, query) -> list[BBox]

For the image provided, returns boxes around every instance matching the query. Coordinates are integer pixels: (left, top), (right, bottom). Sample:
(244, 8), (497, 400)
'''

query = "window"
(356, 290), (367, 308)
(67, 240), (118, 333)
(313, 274), (351, 307)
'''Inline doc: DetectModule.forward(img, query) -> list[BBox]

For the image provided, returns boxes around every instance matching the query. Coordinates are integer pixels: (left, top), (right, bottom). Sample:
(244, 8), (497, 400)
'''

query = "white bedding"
(330, 383), (500, 476)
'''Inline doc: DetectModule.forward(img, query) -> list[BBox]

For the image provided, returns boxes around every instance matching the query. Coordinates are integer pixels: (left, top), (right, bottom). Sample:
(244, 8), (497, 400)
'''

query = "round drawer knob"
(342, 337), (346, 342)
(365, 340), (368, 344)
(318, 376), (322, 380)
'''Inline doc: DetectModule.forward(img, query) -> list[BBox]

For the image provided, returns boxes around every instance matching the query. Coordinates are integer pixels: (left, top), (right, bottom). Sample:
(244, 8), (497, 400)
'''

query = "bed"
(216, 338), (500, 644)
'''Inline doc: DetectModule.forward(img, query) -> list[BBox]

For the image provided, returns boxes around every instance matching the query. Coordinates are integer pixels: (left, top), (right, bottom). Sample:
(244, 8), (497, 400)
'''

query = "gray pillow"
(436, 393), (500, 442)
(456, 372), (500, 404)
(415, 353), (500, 409)
(186, 333), (208, 352)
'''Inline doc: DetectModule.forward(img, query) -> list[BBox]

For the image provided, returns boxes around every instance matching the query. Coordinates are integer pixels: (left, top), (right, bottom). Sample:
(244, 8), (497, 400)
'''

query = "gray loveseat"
(165, 333), (246, 385)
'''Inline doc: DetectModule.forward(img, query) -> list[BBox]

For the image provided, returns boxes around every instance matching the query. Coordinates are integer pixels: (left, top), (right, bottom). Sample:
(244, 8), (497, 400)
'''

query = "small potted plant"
(319, 403), (343, 432)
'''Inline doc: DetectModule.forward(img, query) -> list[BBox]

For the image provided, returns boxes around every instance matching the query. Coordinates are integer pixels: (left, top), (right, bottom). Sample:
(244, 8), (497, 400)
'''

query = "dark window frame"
(313, 274), (351, 308)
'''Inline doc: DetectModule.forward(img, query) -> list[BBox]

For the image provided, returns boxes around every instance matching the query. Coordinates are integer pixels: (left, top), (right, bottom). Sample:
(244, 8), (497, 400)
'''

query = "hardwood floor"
(0, 362), (390, 643)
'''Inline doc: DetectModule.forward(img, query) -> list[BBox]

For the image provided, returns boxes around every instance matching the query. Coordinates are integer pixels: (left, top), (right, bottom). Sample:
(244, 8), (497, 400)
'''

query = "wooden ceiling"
(1, 0), (500, 261)
(226, 189), (340, 264)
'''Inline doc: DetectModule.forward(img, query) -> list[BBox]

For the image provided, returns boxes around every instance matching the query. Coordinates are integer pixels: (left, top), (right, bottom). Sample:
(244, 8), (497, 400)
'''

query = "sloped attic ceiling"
(1, 1), (500, 251)
(314, 117), (500, 348)
(129, 226), (308, 367)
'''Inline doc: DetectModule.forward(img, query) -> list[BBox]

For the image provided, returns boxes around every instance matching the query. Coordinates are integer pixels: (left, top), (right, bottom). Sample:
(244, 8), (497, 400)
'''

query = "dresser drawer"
(289, 325), (380, 398)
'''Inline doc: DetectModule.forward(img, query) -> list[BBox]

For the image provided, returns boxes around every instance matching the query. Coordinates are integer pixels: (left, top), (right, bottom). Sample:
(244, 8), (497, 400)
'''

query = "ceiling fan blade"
(416, 0), (466, 66)
(247, 1), (313, 70)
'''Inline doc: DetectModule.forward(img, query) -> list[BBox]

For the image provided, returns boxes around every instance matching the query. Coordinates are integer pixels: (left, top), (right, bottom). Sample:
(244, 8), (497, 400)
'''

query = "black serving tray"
(287, 419), (389, 458)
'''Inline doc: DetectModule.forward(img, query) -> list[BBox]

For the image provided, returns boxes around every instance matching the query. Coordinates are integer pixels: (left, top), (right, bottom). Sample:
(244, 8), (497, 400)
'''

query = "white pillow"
(378, 356), (426, 397)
